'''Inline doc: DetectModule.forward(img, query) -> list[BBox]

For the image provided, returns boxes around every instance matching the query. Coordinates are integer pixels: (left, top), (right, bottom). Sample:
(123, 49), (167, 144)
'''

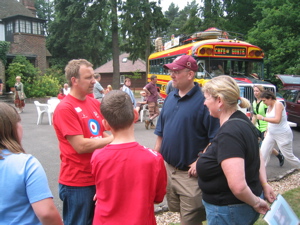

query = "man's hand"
(188, 160), (198, 178)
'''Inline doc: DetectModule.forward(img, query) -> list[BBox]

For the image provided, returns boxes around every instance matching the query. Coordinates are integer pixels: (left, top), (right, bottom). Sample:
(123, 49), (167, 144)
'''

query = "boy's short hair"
(101, 90), (134, 131)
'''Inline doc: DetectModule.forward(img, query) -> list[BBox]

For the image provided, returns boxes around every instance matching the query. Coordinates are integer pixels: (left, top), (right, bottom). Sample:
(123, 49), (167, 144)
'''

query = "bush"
(26, 74), (60, 98)
(45, 66), (66, 85)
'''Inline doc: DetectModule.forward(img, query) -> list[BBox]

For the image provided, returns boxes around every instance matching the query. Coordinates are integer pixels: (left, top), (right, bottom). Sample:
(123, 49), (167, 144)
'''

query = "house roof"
(0, 0), (35, 19)
(94, 53), (146, 73)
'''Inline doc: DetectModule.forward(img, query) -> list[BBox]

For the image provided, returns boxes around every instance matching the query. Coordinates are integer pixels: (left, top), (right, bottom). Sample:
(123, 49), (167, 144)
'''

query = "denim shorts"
(59, 184), (96, 225)
(203, 199), (260, 225)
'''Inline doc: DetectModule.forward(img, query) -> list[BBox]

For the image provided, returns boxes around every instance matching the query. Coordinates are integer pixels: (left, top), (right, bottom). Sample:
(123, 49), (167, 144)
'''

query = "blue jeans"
(59, 184), (96, 225)
(203, 200), (259, 225)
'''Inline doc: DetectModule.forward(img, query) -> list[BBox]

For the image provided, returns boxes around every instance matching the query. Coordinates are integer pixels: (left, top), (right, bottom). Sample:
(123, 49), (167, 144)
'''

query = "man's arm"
(67, 134), (113, 154)
(154, 136), (163, 152)
(143, 86), (151, 96)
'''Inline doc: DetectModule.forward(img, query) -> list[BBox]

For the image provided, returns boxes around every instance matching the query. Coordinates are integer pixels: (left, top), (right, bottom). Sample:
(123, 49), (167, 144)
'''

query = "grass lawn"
(168, 187), (300, 225)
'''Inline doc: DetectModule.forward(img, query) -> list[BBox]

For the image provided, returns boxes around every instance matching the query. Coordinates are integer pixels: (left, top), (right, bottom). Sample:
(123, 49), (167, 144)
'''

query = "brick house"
(0, 0), (50, 91)
(94, 53), (147, 90)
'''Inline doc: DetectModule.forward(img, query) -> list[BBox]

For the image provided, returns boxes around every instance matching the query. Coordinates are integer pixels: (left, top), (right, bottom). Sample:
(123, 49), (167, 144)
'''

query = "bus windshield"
(196, 59), (263, 80)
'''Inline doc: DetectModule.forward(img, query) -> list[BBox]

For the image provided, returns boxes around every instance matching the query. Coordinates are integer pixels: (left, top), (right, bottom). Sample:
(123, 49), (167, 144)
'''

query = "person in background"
(91, 90), (167, 224)
(63, 83), (70, 95)
(14, 76), (26, 113)
(0, 102), (63, 225)
(135, 90), (148, 116)
(197, 76), (275, 225)
(257, 91), (300, 169)
(0, 78), (3, 95)
(165, 80), (176, 95)
(53, 59), (113, 225)
(122, 77), (136, 107)
(93, 73), (104, 101)
(57, 88), (65, 100)
(143, 75), (160, 129)
(105, 84), (113, 95)
(154, 55), (220, 225)
(252, 85), (284, 166)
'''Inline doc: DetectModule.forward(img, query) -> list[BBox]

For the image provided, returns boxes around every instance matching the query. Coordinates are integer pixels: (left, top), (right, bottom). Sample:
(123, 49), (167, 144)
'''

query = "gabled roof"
(0, 0), (35, 19)
(94, 53), (146, 73)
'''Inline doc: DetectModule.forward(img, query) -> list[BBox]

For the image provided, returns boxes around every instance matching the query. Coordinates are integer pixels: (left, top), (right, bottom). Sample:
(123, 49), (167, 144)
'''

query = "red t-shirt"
(91, 142), (167, 225)
(57, 93), (65, 100)
(53, 94), (104, 186)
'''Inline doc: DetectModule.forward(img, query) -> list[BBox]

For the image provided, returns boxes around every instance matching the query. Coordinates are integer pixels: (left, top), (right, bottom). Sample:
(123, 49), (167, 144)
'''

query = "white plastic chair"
(47, 98), (60, 114)
(34, 101), (52, 125)
(140, 104), (149, 122)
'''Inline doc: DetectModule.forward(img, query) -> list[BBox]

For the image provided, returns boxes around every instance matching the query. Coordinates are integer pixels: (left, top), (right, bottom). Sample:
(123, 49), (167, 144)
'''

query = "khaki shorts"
(165, 162), (206, 225)
(147, 101), (159, 117)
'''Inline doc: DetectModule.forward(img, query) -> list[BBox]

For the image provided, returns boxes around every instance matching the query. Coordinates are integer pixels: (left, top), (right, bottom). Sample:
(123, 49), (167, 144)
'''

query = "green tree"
(120, 0), (169, 63)
(6, 55), (39, 96)
(179, 1), (202, 35)
(247, 0), (300, 76)
(110, 0), (121, 89)
(200, 0), (224, 29)
(222, 0), (256, 36)
(34, 0), (55, 35)
(46, 0), (111, 68)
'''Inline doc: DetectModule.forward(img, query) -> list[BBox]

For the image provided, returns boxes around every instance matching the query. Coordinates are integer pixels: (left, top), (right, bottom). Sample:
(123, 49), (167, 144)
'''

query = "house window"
(20, 20), (26, 33)
(6, 22), (13, 32)
(120, 75), (125, 84)
(14, 20), (19, 32)
(26, 21), (32, 33)
(32, 22), (38, 34)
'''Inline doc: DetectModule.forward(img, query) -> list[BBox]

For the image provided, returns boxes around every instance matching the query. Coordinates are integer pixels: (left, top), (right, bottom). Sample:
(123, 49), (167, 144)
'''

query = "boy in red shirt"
(91, 90), (167, 225)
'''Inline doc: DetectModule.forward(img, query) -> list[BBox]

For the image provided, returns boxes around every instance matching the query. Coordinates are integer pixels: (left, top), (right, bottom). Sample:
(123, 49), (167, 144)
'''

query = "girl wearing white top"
(257, 91), (300, 168)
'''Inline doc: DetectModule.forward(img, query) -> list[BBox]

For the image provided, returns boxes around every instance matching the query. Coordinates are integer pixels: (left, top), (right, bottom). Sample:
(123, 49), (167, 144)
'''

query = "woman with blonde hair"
(14, 76), (26, 113)
(0, 102), (63, 225)
(196, 75), (275, 224)
(105, 84), (113, 94)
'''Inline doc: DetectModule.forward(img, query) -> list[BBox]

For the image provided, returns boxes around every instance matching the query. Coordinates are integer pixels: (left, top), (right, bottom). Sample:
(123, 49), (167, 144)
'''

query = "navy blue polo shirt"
(155, 83), (220, 170)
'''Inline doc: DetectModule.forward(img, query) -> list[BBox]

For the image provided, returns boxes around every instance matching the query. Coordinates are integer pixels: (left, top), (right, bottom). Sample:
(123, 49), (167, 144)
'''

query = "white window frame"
(120, 75), (125, 85)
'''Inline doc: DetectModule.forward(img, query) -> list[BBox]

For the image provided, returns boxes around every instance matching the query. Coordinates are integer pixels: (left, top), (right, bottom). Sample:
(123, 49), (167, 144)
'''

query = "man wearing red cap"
(154, 55), (219, 225)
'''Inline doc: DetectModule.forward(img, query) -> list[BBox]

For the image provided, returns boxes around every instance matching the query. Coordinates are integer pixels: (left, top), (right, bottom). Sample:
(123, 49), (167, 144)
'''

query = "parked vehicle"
(149, 27), (276, 103)
(277, 75), (300, 127)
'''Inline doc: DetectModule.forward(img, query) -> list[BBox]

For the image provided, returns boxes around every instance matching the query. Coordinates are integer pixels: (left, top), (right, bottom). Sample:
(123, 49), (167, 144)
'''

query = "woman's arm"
(257, 102), (283, 124)
(259, 153), (276, 203)
(221, 157), (270, 214)
(32, 198), (63, 225)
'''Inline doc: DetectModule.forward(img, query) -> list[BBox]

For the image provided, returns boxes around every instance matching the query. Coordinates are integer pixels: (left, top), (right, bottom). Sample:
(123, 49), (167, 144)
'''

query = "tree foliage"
(120, 0), (169, 62)
(248, 0), (300, 76)
(36, 0), (300, 95)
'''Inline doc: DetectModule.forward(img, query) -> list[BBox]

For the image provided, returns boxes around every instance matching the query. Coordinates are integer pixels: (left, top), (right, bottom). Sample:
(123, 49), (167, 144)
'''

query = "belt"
(167, 162), (189, 171)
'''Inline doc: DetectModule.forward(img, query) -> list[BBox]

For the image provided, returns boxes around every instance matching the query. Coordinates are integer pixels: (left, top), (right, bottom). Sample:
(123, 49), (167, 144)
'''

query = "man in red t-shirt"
(91, 90), (166, 225)
(53, 59), (113, 225)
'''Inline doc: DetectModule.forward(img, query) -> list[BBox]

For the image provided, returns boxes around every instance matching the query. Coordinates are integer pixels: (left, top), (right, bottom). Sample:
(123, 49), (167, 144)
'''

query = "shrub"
(26, 74), (60, 98)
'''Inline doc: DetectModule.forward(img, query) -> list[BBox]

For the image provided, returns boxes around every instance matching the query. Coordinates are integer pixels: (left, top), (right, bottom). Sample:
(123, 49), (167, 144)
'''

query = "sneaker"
(145, 120), (150, 129)
(150, 124), (156, 129)
(277, 151), (285, 167)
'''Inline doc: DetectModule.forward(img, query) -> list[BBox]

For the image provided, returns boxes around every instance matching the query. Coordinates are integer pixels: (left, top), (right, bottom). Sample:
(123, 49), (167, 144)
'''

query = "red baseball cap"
(163, 55), (198, 71)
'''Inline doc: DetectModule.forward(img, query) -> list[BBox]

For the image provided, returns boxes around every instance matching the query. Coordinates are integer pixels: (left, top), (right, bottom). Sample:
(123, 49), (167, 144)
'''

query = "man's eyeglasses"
(168, 69), (190, 75)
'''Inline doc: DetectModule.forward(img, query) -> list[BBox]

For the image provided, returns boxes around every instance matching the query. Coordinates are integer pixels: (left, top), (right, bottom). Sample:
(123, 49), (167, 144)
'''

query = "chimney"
(21, 0), (37, 17)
